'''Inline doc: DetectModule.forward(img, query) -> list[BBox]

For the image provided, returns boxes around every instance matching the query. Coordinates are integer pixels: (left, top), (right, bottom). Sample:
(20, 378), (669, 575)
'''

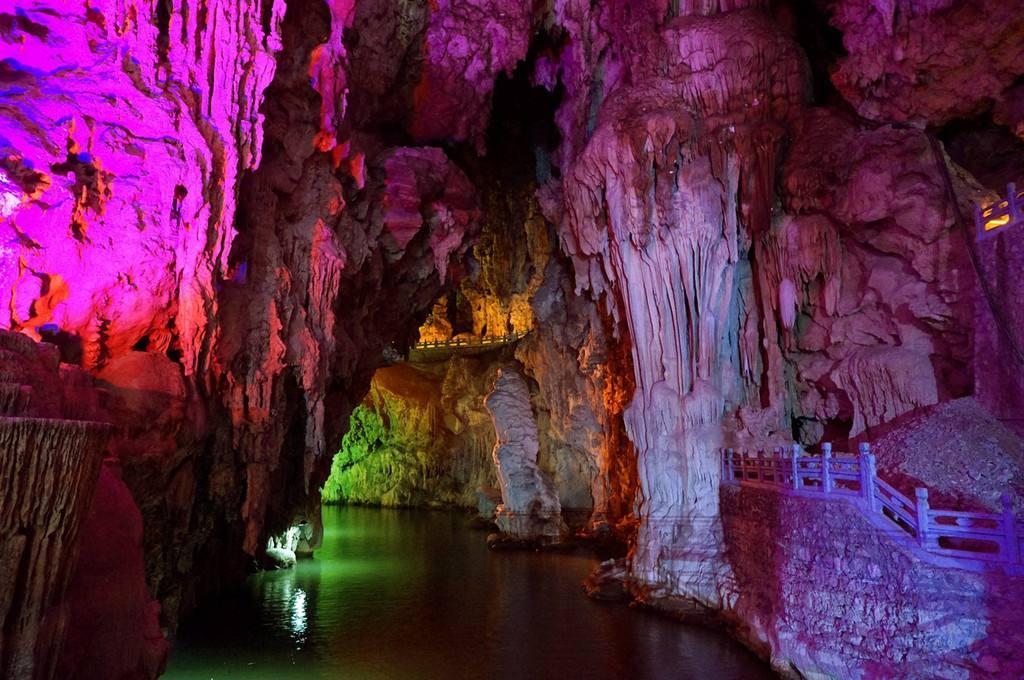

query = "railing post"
(859, 442), (877, 513)
(1001, 493), (1019, 563)
(791, 444), (801, 489)
(821, 442), (832, 492)
(756, 449), (764, 483)
(916, 487), (934, 549)
(1009, 182), (1019, 224)
(724, 448), (734, 482)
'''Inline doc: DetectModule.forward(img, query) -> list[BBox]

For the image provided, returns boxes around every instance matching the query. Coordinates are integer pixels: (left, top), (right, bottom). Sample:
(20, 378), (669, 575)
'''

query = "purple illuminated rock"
(830, 0), (1024, 125)
(0, 0), (284, 372)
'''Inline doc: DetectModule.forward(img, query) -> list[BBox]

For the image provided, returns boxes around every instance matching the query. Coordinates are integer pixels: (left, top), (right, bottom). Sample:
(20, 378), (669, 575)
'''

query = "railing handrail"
(722, 443), (1022, 571)
(410, 330), (531, 352)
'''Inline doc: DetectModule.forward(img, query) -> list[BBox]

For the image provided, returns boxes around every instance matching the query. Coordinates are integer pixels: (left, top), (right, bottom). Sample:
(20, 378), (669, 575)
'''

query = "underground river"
(165, 506), (773, 679)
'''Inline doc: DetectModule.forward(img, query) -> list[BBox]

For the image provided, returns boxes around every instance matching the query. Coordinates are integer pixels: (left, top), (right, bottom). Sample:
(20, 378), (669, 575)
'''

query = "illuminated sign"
(975, 182), (1022, 240)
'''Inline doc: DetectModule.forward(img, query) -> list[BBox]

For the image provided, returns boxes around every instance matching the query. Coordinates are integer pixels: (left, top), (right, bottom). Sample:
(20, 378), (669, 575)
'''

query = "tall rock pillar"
(559, 8), (805, 607)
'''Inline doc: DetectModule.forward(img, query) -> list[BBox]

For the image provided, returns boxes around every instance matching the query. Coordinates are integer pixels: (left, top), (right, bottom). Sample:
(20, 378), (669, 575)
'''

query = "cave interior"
(1, 0), (1024, 678)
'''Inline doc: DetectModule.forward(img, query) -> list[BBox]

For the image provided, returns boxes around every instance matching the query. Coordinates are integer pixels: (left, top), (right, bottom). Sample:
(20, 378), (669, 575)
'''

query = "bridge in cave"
(407, 331), (531, 362)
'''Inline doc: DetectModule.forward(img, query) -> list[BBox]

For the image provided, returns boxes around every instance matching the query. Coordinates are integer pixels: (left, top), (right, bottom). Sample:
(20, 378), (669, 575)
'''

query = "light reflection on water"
(164, 506), (772, 680)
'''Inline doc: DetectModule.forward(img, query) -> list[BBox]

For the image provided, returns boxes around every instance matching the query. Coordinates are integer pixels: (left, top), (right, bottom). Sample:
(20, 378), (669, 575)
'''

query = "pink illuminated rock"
(410, 0), (533, 150)
(781, 108), (973, 437)
(0, 0), (285, 372)
(58, 461), (170, 680)
(558, 7), (805, 606)
(829, 0), (1024, 125)
(96, 352), (189, 461)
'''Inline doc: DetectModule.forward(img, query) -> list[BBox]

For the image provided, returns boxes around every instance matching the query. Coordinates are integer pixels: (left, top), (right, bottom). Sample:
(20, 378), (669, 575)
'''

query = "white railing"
(722, 443), (1023, 569)
(411, 330), (530, 351)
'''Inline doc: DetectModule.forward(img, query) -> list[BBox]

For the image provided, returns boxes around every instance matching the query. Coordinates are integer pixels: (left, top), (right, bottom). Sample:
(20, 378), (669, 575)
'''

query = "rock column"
(485, 368), (564, 542)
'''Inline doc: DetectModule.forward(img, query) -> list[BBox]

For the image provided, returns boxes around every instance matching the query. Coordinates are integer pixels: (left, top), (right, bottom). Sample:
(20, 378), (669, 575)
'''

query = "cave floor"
(164, 506), (771, 680)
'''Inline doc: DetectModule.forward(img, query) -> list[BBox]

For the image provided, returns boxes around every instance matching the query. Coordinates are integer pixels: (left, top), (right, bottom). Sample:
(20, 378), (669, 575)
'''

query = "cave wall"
(1, 0), (486, 639)
(321, 360), (498, 508)
(535, 0), (1023, 675)
(0, 329), (163, 679)
(973, 226), (1024, 438)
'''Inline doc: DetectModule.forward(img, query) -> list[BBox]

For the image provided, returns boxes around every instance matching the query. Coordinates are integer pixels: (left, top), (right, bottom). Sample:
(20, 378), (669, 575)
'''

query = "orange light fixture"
(975, 182), (1023, 240)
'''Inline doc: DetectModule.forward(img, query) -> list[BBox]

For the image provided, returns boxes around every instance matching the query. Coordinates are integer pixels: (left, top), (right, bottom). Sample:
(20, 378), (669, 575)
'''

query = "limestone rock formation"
(973, 214), (1024, 438)
(558, 6), (806, 606)
(58, 461), (170, 680)
(0, 0), (284, 372)
(781, 109), (972, 440)
(322, 362), (497, 508)
(829, 0), (1024, 125)
(515, 257), (637, 526)
(0, 0), (484, 632)
(2, 0), (1023, 677)
(485, 368), (564, 541)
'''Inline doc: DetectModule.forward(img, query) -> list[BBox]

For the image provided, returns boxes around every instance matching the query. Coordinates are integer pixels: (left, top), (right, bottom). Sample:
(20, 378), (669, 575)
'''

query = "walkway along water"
(722, 443), (1024, 574)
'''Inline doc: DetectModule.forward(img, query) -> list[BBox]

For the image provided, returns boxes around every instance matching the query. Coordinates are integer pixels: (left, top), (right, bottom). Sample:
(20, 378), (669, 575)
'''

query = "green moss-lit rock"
(322, 363), (497, 507)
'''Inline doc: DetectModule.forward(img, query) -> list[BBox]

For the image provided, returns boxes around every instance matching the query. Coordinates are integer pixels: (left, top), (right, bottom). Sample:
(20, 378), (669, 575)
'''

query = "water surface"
(166, 506), (772, 680)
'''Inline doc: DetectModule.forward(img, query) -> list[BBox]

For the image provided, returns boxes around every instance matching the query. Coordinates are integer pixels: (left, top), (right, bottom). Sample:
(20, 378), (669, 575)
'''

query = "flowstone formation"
(558, 5), (806, 607)
(485, 368), (564, 542)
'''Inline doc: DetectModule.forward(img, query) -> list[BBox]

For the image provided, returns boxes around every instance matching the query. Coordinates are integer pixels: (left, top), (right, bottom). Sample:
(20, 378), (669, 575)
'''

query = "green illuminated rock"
(322, 363), (497, 507)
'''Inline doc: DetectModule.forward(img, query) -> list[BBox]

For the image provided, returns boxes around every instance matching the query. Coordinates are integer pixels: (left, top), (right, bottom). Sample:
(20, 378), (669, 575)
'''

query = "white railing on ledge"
(721, 443), (1023, 568)
(411, 330), (530, 351)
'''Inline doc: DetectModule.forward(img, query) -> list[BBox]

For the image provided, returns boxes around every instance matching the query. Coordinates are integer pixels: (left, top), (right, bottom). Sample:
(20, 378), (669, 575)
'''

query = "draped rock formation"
(558, 6), (805, 606)
(485, 368), (564, 541)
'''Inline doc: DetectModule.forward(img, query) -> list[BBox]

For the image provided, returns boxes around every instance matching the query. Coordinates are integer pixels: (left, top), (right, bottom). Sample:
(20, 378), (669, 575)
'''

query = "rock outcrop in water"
(485, 368), (564, 542)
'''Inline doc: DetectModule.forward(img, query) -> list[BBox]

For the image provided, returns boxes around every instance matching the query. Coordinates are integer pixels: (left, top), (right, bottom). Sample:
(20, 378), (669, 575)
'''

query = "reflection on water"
(165, 507), (772, 680)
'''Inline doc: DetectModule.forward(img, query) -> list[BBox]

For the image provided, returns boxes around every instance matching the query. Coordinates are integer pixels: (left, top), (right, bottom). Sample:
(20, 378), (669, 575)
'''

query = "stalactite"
(557, 7), (806, 607)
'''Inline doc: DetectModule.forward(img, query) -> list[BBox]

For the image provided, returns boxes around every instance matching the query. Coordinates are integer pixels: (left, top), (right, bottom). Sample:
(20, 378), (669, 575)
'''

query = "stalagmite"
(485, 368), (564, 542)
